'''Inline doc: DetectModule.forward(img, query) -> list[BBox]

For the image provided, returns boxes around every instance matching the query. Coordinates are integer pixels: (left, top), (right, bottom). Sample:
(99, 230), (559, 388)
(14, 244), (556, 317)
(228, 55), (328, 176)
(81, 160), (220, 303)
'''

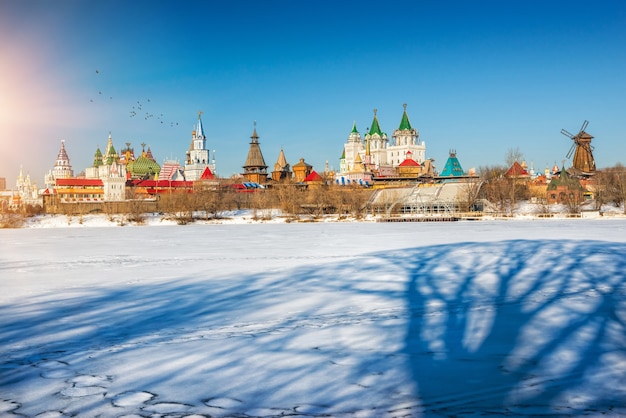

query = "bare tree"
(456, 179), (483, 213)
(505, 147), (524, 167)
(595, 164), (626, 213)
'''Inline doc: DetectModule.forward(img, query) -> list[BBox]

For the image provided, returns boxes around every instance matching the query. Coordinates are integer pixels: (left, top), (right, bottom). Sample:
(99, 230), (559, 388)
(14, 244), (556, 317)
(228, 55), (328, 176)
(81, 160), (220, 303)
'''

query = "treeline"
(475, 163), (626, 214)
(157, 182), (373, 225)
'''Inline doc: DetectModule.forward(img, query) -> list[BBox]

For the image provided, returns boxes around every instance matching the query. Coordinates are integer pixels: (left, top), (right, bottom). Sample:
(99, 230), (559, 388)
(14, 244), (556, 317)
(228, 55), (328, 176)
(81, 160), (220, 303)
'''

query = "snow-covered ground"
(1, 216), (626, 417)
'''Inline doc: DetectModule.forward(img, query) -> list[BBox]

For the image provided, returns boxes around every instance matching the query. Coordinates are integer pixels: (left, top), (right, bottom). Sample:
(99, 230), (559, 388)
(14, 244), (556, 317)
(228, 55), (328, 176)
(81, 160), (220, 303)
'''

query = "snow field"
(1, 219), (626, 417)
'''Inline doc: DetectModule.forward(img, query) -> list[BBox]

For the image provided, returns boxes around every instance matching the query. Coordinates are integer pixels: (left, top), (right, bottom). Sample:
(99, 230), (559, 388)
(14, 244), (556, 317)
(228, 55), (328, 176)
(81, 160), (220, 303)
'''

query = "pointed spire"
(243, 121), (267, 171)
(369, 109), (383, 136)
(197, 111), (205, 138)
(276, 148), (288, 168)
(251, 120), (259, 142)
(351, 121), (359, 134)
(398, 103), (412, 130)
(93, 147), (103, 167)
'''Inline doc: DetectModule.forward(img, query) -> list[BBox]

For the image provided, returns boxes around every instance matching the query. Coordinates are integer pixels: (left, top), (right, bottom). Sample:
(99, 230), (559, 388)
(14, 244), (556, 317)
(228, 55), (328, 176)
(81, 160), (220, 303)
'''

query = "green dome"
(127, 155), (161, 179)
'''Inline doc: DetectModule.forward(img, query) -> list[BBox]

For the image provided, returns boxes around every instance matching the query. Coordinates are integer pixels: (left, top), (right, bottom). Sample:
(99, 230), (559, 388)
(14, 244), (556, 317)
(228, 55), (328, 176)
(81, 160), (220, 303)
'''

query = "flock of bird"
(90, 69), (180, 128)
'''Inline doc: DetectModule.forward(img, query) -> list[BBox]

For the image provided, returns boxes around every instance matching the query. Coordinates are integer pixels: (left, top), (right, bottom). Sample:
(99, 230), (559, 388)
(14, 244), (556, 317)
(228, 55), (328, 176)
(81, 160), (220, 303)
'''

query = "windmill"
(561, 120), (596, 174)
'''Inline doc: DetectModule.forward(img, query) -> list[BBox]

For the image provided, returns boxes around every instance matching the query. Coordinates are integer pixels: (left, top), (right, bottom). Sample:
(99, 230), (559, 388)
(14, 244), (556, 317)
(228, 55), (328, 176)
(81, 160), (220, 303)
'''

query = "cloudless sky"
(1, 0), (625, 186)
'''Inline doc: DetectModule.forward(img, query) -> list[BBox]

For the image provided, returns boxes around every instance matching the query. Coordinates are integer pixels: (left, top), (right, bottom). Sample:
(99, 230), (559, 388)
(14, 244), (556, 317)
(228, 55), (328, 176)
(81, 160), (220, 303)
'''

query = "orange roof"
(505, 161), (529, 177)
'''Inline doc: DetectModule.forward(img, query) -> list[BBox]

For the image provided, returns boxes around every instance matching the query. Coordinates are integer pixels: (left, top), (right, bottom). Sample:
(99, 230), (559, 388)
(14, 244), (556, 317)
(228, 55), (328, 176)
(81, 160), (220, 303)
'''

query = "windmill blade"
(579, 120), (589, 133)
(561, 129), (575, 139)
(566, 143), (576, 159)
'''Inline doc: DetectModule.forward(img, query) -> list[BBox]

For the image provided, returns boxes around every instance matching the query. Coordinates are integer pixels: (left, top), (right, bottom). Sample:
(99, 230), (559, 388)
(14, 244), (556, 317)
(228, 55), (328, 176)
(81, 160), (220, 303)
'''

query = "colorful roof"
(547, 166), (584, 191)
(55, 140), (71, 165)
(304, 171), (323, 182)
(505, 161), (529, 177)
(351, 121), (359, 134)
(199, 166), (215, 180)
(93, 147), (103, 167)
(440, 151), (465, 177)
(127, 154), (161, 179)
(56, 178), (103, 187)
(368, 109), (383, 137)
(398, 103), (412, 130)
(399, 158), (420, 167)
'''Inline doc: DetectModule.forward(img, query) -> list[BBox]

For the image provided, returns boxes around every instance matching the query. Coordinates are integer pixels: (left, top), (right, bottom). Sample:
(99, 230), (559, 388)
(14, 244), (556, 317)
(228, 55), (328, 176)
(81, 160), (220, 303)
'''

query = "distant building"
(0, 177), (6, 191)
(293, 158), (313, 183)
(13, 166), (41, 208)
(271, 149), (292, 182)
(336, 104), (426, 184)
(440, 150), (466, 177)
(127, 144), (160, 180)
(546, 166), (585, 205)
(45, 140), (74, 188)
(185, 112), (215, 181)
(85, 133), (128, 180)
(242, 122), (268, 184)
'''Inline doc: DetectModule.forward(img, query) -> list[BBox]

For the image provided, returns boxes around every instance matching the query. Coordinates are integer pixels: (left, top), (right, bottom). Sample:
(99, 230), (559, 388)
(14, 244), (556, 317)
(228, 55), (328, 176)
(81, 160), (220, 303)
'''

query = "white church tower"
(45, 140), (74, 188)
(387, 103), (425, 166)
(184, 112), (214, 181)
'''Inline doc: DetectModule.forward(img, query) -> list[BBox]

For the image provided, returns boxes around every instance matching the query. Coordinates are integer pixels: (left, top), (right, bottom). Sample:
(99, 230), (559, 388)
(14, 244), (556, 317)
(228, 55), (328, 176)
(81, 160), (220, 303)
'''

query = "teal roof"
(351, 121), (359, 134)
(440, 153), (465, 177)
(398, 104), (412, 130)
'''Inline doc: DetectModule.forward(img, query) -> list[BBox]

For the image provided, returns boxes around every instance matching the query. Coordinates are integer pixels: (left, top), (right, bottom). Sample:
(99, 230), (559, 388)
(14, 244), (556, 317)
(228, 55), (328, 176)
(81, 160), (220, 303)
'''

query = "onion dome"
(127, 146), (161, 179)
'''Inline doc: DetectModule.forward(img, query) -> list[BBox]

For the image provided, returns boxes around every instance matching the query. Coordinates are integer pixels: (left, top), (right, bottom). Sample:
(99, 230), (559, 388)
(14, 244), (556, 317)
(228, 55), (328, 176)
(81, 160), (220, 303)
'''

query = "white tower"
(387, 104), (425, 166)
(45, 140), (74, 187)
(184, 112), (211, 181)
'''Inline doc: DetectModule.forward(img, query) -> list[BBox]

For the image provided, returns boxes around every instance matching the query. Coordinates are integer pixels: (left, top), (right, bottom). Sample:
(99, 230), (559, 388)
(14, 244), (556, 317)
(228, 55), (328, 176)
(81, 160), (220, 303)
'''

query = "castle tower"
(45, 140), (74, 187)
(184, 112), (212, 181)
(242, 122), (268, 183)
(388, 103), (425, 166)
(344, 121), (364, 172)
(364, 109), (388, 167)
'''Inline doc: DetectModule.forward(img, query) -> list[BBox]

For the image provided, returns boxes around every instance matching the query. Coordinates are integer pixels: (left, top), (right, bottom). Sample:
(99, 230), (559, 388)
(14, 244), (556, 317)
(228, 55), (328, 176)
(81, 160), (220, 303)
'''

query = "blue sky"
(1, 0), (625, 186)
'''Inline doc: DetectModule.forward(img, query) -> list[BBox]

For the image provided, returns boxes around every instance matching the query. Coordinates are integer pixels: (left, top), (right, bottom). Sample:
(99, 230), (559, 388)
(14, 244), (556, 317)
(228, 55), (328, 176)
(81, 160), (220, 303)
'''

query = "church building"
(336, 104), (426, 185)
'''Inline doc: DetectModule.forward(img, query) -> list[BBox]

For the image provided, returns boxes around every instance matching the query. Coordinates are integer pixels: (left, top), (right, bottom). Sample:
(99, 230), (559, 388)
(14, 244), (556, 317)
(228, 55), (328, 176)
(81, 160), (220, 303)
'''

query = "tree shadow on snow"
(1, 238), (625, 416)
(396, 239), (626, 416)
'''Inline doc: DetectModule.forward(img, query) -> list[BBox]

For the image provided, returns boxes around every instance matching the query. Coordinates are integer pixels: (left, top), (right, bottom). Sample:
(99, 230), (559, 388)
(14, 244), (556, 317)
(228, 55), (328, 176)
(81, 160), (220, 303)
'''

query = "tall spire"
(251, 120), (259, 143)
(369, 108), (383, 136)
(398, 103), (412, 130)
(197, 111), (205, 139)
(243, 121), (267, 170)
